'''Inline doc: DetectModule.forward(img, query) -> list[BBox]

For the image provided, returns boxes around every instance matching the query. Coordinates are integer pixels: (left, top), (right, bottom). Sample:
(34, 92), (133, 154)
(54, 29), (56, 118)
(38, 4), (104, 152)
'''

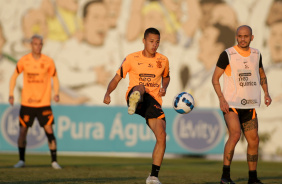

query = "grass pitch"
(0, 153), (281, 184)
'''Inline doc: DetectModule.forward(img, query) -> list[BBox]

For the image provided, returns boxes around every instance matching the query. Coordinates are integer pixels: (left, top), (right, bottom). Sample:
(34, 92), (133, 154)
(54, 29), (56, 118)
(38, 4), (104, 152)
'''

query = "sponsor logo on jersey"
(239, 81), (257, 87)
(139, 73), (159, 87)
(241, 98), (258, 105)
(148, 64), (153, 68)
(28, 98), (41, 103)
(238, 71), (257, 87)
(239, 73), (251, 77)
(139, 74), (155, 78)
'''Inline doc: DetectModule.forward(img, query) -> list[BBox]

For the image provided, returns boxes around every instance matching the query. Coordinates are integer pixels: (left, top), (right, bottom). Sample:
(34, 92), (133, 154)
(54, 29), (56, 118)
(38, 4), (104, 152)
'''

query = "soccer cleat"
(248, 179), (263, 184)
(128, 91), (140, 115)
(146, 175), (162, 184)
(14, 160), (25, 168)
(220, 177), (235, 184)
(51, 161), (62, 169)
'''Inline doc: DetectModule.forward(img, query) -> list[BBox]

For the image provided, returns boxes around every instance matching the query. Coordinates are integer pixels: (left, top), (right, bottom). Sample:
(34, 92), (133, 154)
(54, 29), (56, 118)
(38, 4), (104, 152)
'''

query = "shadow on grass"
(204, 176), (282, 184)
(0, 165), (52, 169)
(235, 176), (282, 182)
(0, 162), (150, 169)
(0, 176), (142, 184)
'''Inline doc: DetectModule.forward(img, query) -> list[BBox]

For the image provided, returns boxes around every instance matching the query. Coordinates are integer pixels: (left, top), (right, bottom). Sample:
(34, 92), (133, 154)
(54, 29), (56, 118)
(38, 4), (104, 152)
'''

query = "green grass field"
(0, 153), (281, 184)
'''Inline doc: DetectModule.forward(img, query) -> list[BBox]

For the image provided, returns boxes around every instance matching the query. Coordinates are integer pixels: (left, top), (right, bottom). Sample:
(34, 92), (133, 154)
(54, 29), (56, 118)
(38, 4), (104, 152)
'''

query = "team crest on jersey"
(40, 63), (44, 69)
(156, 60), (162, 68)
(24, 115), (30, 122)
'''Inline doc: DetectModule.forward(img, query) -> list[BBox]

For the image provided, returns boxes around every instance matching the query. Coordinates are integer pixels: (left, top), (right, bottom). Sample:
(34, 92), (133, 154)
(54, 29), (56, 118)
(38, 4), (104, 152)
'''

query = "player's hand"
(53, 95), (60, 102)
(219, 96), (229, 114)
(265, 94), (272, 107)
(8, 96), (14, 106)
(103, 94), (111, 105)
(158, 88), (166, 97)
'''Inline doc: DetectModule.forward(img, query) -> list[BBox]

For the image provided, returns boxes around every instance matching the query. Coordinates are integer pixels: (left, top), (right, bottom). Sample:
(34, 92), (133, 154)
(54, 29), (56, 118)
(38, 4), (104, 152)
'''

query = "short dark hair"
(214, 23), (235, 48)
(31, 34), (43, 43)
(236, 25), (252, 36)
(144, 27), (160, 39)
(83, 0), (103, 18)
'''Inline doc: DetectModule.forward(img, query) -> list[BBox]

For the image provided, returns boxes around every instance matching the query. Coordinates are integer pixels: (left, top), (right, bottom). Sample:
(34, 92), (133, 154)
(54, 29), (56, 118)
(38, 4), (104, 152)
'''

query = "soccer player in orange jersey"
(104, 27), (170, 184)
(212, 25), (272, 184)
(9, 35), (62, 169)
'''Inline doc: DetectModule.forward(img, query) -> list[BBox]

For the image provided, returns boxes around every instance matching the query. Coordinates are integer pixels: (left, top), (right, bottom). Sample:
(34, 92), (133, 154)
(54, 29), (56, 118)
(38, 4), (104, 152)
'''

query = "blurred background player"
(212, 25), (272, 184)
(9, 34), (61, 169)
(103, 27), (170, 184)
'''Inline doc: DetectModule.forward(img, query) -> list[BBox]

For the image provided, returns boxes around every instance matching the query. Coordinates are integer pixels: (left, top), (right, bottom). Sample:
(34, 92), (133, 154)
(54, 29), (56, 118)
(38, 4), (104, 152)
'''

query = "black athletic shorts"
(127, 87), (166, 124)
(19, 106), (54, 127)
(223, 108), (257, 124)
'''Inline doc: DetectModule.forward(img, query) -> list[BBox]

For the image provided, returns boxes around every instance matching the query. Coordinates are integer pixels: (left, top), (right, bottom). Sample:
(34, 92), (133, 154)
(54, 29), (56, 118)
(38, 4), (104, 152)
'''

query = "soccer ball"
(172, 92), (194, 114)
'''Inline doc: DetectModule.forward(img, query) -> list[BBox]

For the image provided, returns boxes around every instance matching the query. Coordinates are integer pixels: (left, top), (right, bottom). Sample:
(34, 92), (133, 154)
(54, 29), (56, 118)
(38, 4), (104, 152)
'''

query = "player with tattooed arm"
(212, 25), (272, 184)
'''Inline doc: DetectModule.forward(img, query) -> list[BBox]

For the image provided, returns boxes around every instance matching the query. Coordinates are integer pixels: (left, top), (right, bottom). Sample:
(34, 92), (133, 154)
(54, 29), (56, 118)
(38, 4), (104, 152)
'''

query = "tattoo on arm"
(260, 77), (267, 85)
(242, 118), (258, 132)
(226, 150), (234, 161)
(247, 154), (258, 162)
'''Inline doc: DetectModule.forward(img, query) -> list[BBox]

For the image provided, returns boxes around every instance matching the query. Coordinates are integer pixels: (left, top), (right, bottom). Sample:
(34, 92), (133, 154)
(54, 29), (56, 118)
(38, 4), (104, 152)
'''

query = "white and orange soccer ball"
(172, 92), (195, 114)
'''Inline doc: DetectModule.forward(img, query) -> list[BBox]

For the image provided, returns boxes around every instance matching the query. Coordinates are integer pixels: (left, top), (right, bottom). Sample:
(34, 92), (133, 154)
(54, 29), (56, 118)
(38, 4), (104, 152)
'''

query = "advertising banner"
(0, 104), (225, 154)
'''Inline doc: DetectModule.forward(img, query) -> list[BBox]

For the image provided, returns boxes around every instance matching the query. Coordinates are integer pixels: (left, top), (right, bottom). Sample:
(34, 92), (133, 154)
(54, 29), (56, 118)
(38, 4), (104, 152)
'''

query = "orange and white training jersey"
(117, 51), (170, 105)
(15, 53), (57, 107)
(222, 46), (261, 108)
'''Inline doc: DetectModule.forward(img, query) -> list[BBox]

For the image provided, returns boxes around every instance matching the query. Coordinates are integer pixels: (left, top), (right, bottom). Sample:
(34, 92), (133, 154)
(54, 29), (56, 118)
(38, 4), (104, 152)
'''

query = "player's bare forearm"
(52, 75), (60, 96)
(260, 77), (269, 95)
(9, 70), (19, 105)
(259, 68), (270, 96)
(104, 74), (122, 104)
(162, 76), (170, 91)
(259, 68), (272, 106)
(212, 67), (229, 113)
(212, 67), (224, 99)
(158, 76), (170, 97)
(105, 74), (122, 95)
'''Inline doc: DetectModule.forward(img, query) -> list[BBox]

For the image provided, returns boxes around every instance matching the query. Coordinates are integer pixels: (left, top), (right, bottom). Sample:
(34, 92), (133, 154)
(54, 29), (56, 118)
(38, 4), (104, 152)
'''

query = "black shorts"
(127, 88), (166, 124)
(19, 106), (54, 127)
(223, 108), (257, 124)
